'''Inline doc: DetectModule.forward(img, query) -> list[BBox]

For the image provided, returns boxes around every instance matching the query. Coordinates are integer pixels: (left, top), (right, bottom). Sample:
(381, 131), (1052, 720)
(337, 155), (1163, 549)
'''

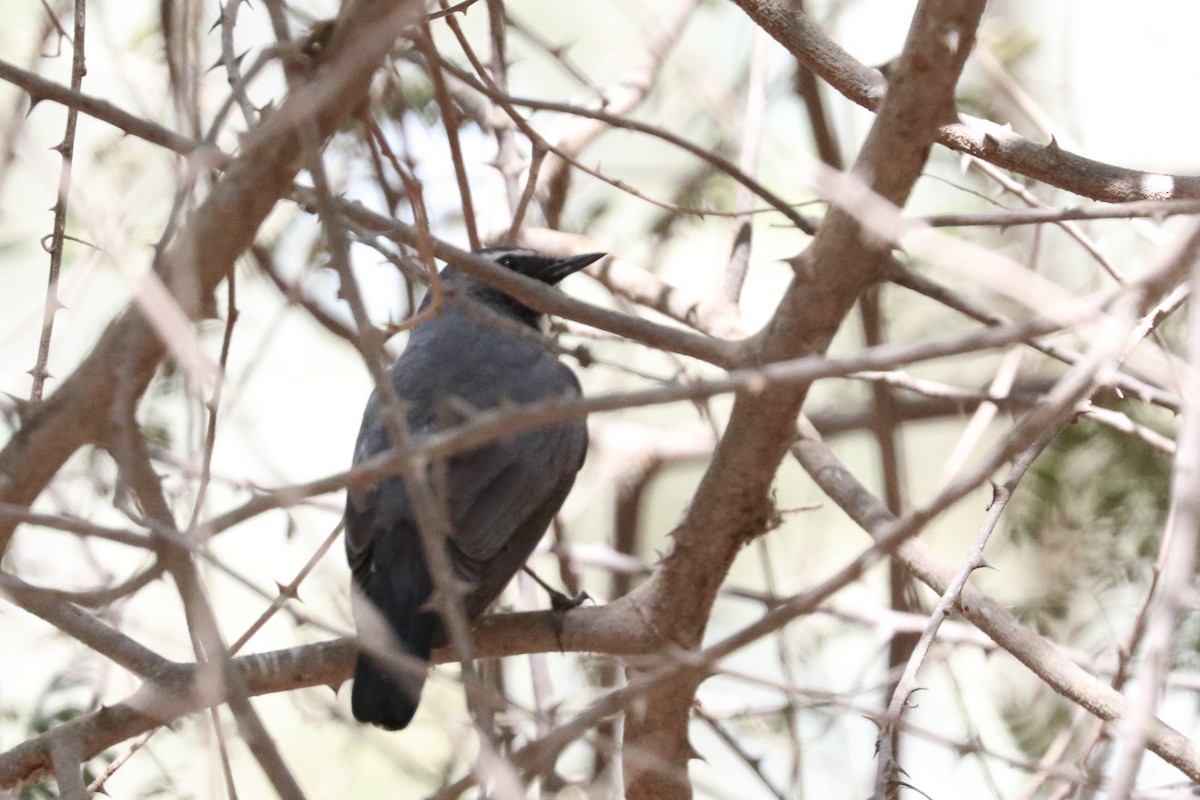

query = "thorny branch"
(29, 0), (85, 403)
(4, 1), (1200, 797)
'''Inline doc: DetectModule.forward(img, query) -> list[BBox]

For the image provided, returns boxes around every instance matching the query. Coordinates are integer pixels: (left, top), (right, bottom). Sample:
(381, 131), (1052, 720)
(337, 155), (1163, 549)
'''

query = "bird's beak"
(543, 252), (605, 284)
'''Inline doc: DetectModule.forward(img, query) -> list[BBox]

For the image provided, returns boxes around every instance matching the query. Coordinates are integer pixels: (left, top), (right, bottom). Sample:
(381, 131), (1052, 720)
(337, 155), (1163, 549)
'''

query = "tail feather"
(351, 637), (430, 730)
(351, 529), (438, 730)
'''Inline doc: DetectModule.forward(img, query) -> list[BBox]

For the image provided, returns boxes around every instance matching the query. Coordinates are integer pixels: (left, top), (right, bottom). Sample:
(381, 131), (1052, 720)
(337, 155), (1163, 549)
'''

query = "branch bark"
(0, 602), (652, 790)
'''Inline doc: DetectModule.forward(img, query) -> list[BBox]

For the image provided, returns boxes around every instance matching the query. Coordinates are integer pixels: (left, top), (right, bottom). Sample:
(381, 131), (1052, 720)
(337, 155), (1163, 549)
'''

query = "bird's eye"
(498, 256), (512, 267)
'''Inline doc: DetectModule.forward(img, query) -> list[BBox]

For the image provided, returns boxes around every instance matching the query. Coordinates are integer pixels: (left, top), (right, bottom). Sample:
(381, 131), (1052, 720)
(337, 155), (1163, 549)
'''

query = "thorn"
(24, 367), (53, 385)
(208, 48), (251, 73)
(986, 480), (1000, 509)
(26, 91), (48, 115)
(3, 392), (35, 421)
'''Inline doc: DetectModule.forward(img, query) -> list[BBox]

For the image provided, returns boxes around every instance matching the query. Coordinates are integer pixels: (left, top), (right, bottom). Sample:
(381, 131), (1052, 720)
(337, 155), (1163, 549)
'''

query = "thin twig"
(485, 0), (521, 217)
(416, 26), (481, 249)
(30, 0), (87, 401)
(1105, 236), (1200, 799)
(923, 197), (1200, 229)
(873, 427), (1063, 798)
(188, 267), (238, 529)
(722, 26), (770, 305)
(229, 521), (345, 654)
(216, 0), (258, 125)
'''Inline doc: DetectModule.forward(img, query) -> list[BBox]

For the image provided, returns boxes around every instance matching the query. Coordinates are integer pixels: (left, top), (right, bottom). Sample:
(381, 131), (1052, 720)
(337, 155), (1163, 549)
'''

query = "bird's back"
(344, 292), (587, 729)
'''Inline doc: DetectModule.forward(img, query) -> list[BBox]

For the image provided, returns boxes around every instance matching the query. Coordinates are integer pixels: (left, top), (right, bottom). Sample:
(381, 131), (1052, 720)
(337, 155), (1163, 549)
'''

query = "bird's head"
(435, 247), (605, 327)
(474, 247), (605, 285)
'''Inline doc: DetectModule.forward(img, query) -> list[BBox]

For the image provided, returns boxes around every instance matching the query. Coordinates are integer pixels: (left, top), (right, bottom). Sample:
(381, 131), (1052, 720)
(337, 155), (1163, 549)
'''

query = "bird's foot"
(549, 589), (591, 612)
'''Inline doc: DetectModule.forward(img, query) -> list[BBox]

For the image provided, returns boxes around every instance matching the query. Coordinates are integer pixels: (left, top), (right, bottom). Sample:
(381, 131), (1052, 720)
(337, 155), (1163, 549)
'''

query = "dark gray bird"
(345, 246), (600, 730)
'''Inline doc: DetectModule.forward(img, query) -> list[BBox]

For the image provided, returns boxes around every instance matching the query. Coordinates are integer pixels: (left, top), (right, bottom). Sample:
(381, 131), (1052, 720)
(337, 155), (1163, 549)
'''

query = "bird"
(345, 246), (601, 730)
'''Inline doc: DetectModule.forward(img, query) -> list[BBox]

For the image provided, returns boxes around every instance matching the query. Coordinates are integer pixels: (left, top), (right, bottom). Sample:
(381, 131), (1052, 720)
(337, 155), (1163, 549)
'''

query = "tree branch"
(0, 602), (651, 790)
(617, 3), (987, 797)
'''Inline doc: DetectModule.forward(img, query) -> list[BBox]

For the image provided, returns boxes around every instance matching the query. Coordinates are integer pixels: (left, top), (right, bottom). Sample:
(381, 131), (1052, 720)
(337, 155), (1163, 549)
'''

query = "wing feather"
(345, 324), (587, 602)
(445, 419), (586, 563)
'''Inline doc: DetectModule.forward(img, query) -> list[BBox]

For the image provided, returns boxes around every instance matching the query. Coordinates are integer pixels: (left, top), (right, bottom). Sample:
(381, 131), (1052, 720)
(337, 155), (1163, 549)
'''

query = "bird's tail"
(350, 638), (431, 731)
(351, 537), (439, 730)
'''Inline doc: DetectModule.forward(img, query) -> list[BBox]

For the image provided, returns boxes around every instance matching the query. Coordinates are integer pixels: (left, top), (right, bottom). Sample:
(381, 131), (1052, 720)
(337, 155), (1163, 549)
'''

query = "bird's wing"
(443, 419), (587, 563)
(344, 399), (404, 586)
(345, 359), (587, 573)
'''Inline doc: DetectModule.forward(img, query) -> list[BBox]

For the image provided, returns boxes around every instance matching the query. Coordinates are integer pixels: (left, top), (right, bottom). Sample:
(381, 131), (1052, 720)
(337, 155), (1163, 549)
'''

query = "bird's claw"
(550, 589), (591, 612)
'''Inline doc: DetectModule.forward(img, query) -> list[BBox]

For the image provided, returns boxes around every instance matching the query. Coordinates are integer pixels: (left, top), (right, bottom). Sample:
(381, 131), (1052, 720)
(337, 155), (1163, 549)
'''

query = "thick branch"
(618, 3), (986, 798)
(0, 602), (649, 790)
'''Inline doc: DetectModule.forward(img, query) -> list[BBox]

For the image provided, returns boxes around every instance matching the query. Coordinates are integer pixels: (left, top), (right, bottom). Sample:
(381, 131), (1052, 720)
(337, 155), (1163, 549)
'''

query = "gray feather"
(344, 249), (598, 730)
